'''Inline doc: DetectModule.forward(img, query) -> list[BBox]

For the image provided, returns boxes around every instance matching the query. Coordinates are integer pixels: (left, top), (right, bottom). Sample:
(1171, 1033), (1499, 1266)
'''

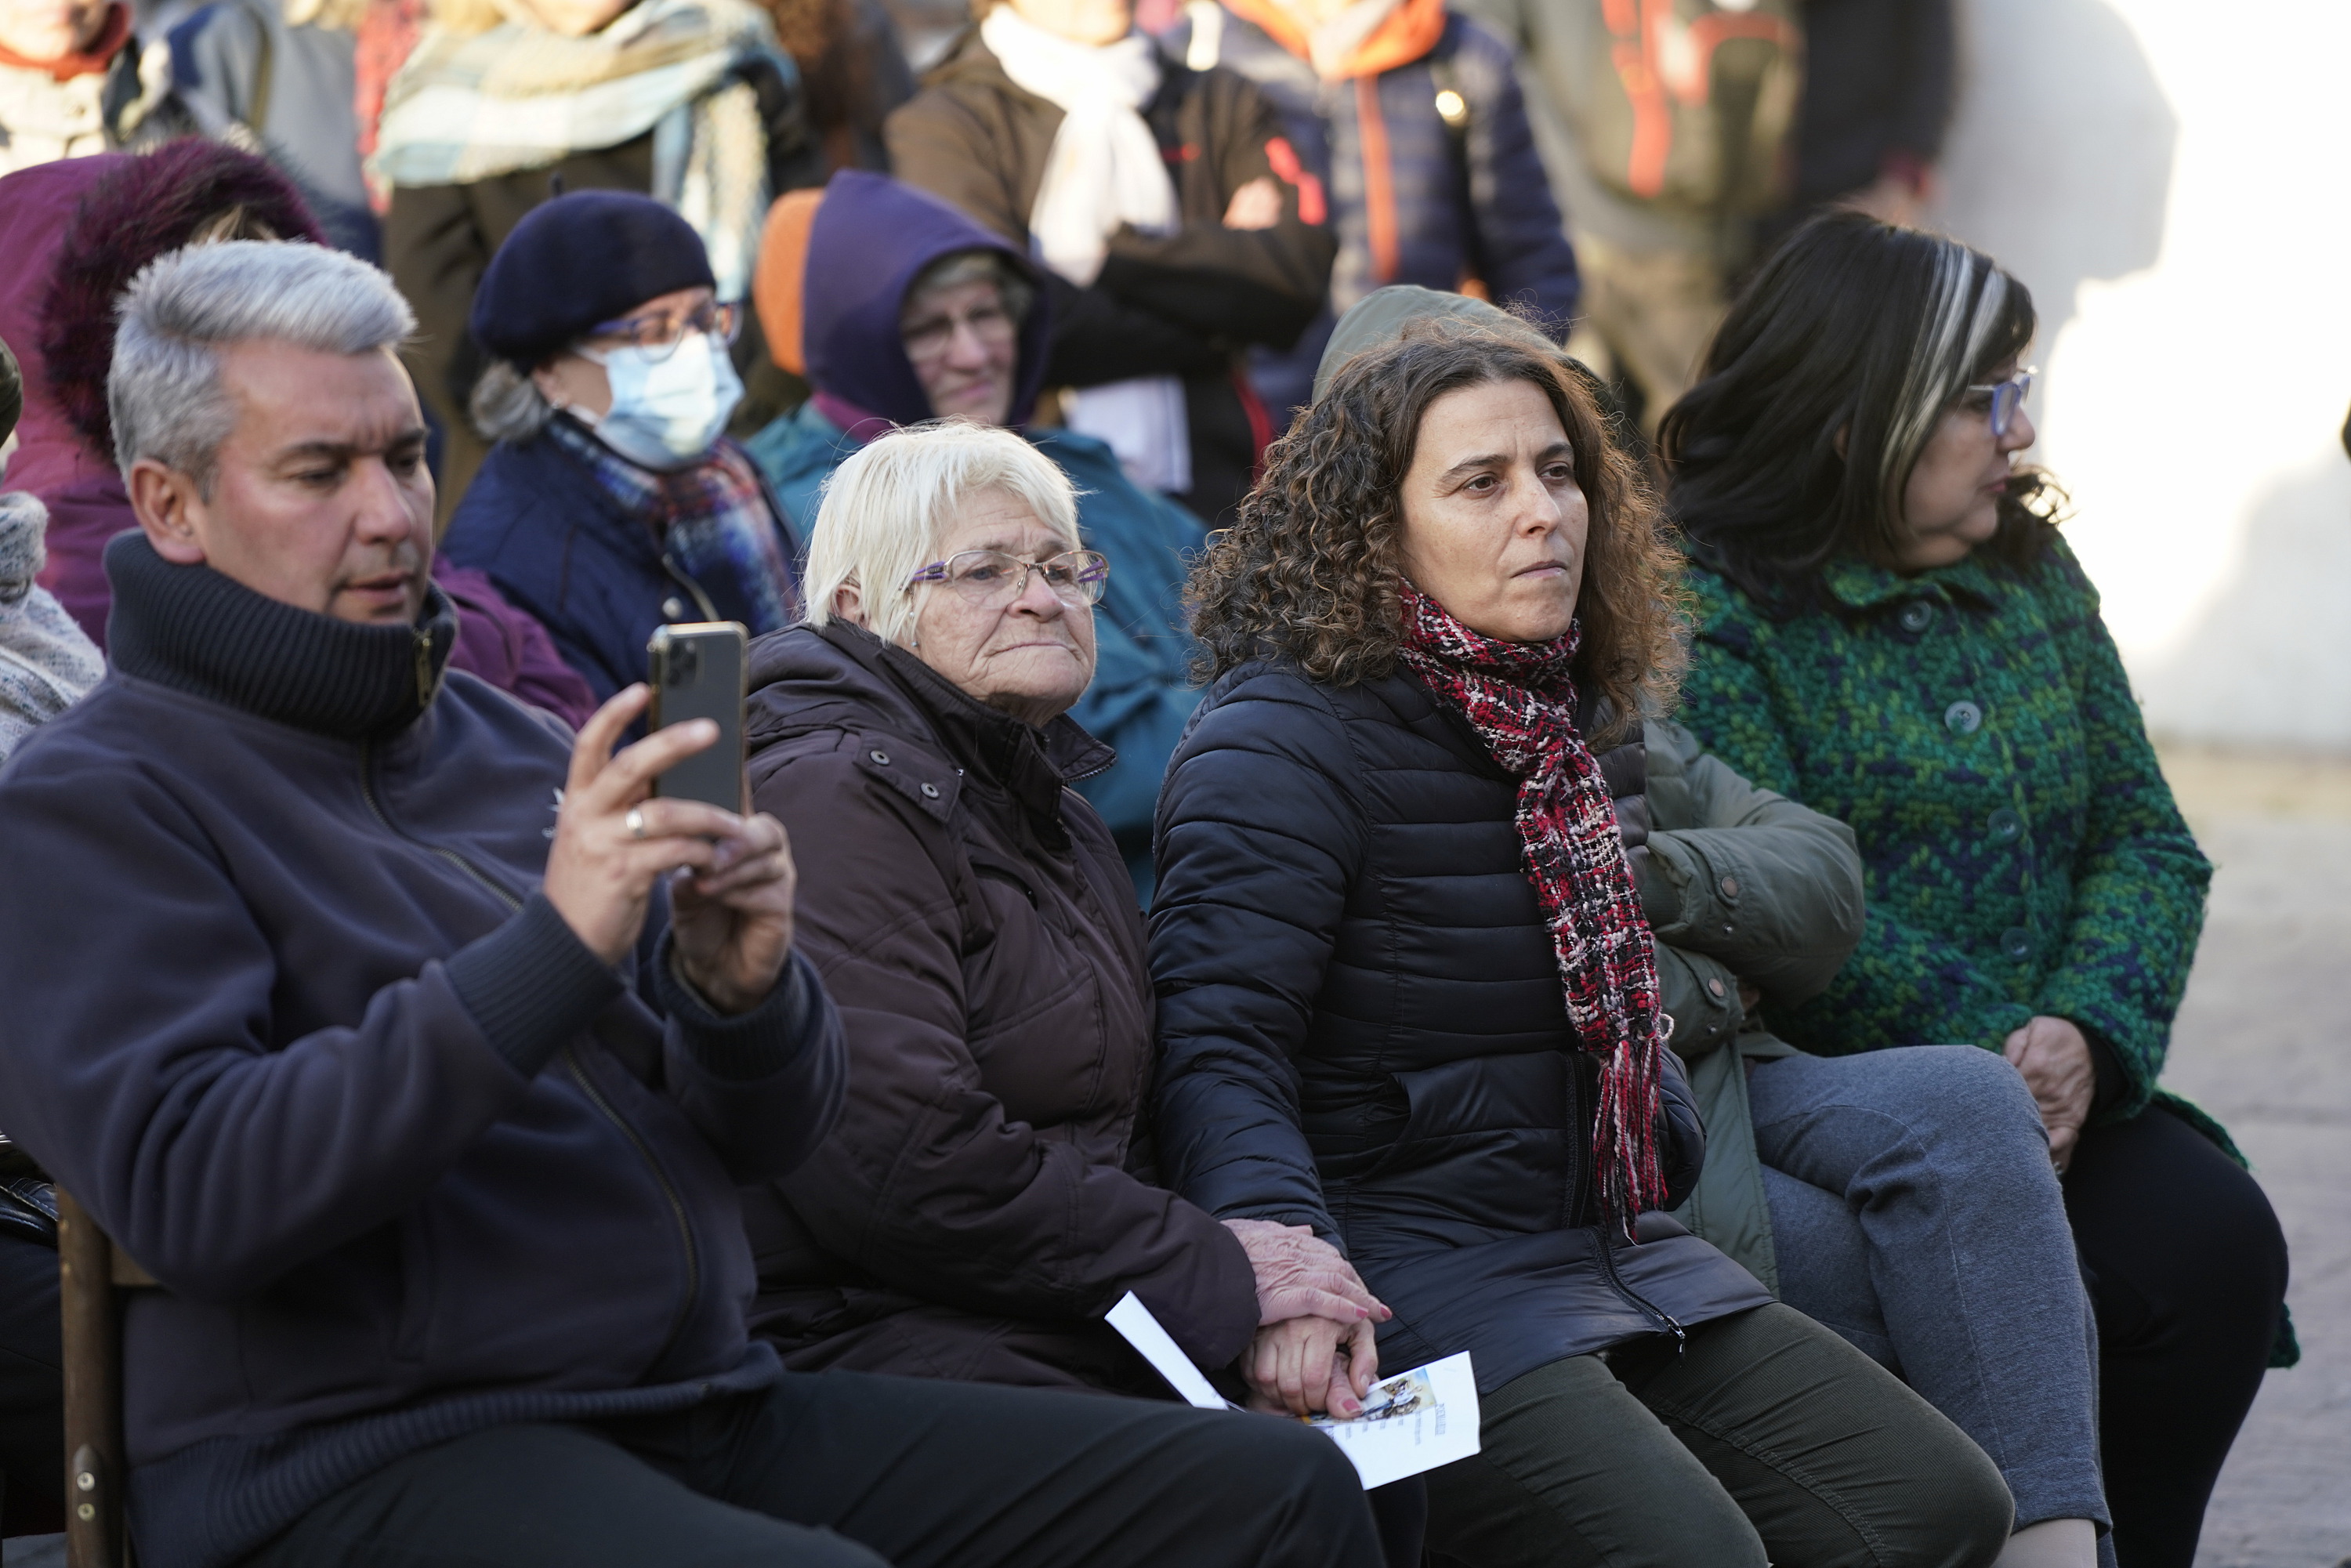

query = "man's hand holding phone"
(542, 683), (795, 1015)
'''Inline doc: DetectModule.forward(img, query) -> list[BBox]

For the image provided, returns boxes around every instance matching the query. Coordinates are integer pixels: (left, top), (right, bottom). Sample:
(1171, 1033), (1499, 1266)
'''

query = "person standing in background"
(1454, 0), (1797, 436)
(886, 0), (1335, 525)
(1775, 0), (1952, 234)
(763, 0), (913, 173)
(0, 0), (187, 174)
(168, 0), (382, 257)
(1160, 0), (1578, 422)
(374, 0), (820, 519)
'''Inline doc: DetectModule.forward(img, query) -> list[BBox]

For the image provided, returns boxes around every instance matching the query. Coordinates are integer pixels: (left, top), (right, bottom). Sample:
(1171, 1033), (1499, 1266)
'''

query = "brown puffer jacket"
(886, 27), (1337, 526)
(739, 621), (1260, 1389)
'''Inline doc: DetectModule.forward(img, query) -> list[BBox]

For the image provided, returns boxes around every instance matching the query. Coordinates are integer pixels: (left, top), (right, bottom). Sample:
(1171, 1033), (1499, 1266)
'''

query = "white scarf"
(981, 5), (1192, 497)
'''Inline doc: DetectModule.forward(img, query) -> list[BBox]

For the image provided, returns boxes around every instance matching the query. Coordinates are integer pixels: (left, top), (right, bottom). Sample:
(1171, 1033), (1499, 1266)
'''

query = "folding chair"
(56, 1189), (151, 1568)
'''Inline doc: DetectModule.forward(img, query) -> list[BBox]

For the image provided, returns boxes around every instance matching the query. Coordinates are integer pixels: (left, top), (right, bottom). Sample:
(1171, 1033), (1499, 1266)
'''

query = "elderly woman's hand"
(1222, 1218), (1390, 1327)
(543, 685), (795, 1013)
(2003, 1015), (2096, 1172)
(1241, 1314), (1379, 1419)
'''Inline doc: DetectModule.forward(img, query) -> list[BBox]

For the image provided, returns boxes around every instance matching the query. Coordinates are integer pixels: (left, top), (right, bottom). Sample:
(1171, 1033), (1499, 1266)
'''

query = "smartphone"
(647, 621), (748, 813)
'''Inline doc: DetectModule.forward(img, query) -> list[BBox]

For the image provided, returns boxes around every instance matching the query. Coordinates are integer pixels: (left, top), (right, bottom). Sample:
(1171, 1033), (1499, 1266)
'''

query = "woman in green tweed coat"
(1663, 212), (2290, 1568)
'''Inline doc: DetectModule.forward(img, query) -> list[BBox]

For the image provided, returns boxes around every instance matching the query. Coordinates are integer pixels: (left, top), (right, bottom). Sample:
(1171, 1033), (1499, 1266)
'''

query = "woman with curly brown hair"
(1148, 319), (2013, 1568)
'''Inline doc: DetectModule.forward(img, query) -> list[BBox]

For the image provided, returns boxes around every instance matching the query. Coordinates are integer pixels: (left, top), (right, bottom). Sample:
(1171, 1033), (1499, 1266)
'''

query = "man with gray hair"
(0, 240), (1382, 1568)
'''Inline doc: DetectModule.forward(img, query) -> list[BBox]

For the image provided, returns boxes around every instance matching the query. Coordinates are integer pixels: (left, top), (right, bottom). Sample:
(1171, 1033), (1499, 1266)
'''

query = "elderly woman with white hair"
(736, 418), (1425, 1563)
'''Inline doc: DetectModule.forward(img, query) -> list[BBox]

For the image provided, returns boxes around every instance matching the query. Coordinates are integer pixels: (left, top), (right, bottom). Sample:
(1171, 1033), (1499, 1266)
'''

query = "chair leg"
(56, 1190), (125, 1568)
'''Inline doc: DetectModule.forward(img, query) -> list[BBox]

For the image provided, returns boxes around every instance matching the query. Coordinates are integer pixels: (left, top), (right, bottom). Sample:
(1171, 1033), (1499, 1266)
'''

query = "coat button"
(2000, 926), (2034, 961)
(1989, 807), (2023, 843)
(868, 749), (890, 766)
(1718, 875), (1740, 899)
(920, 782), (941, 798)
(1707, 978), (1726, 998)
(1944, 700), (1983, 734)
(661, 597), (687, 620)
(1899, 601), (1935, 633)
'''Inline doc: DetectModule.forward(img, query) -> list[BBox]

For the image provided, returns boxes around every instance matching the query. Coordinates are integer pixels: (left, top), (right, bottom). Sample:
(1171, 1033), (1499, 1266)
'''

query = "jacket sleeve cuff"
(2078, 1021), (2132, 1115)
(1657, 943), (1742, 1059)
(654, 938), (828, 1082)
(444, 893), (625, 1079)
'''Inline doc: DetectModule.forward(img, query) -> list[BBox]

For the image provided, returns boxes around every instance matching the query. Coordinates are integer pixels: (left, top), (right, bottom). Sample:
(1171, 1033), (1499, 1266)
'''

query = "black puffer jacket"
(1150, 662), (1773, 1394)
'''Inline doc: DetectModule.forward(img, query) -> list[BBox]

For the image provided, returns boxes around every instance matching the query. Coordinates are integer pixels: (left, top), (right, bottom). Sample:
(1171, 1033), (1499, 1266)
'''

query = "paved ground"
(2157, 748), (2351, 1568)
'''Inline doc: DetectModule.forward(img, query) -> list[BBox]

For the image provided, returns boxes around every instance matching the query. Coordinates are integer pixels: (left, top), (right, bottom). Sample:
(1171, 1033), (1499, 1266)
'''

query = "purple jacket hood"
(800, 169), (1052, 429)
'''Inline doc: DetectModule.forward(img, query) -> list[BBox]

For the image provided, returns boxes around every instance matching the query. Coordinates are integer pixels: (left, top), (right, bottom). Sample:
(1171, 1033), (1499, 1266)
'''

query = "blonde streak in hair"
(1958, 268), (2012, 385)
(1878, 244), (1982, 515)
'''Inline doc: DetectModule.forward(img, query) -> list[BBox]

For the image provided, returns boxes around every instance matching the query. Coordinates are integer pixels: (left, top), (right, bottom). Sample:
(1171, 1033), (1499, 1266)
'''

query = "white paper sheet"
(1304, 1351), (1480, 1489)
(1105, 1291), (1237, 1410)
(1104, 1293), (1481, 1488)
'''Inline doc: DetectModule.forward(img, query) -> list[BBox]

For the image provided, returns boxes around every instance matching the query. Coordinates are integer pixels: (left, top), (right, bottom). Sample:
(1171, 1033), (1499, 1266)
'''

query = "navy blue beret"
(470, 190), (716, 368)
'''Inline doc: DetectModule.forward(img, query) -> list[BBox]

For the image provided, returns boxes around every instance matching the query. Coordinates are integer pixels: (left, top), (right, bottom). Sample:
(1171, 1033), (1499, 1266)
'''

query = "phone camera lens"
(667, 643), (701, 685)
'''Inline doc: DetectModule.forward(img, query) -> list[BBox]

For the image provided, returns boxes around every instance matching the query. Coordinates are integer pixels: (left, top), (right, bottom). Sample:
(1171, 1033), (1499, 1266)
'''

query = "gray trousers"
(1749, 1046), (2109, 1534)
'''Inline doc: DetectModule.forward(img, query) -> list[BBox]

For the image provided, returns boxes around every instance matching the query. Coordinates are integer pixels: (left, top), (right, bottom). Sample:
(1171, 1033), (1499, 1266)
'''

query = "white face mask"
(574, 332), (744, 470)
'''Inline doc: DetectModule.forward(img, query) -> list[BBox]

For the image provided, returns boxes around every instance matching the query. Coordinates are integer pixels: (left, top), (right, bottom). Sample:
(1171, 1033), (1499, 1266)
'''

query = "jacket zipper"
(659, 553), (723, 621)
(357, 738), (705, 1369)
(414, 626), (437, 712)
(1595, 1229), (1686, 1354)
(563, 1045), (701, 1366)
(1570, 1054), (1687, 1353)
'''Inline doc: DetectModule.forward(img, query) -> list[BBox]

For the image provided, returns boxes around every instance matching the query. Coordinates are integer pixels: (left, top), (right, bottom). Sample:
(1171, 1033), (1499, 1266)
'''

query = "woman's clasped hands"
(1222, 1218), (1392, 1421)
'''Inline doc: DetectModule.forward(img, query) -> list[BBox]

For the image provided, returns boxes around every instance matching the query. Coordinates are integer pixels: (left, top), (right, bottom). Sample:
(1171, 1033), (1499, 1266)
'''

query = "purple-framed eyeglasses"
(1963, 366), (2037, 438)
(904, 548), (1110, 608)
(586, 300), (744, 361)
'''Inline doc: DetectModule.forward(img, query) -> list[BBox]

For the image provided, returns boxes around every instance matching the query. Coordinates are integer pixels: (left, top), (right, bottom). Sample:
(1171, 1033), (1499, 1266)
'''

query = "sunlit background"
(1930, 0), (2351, 750)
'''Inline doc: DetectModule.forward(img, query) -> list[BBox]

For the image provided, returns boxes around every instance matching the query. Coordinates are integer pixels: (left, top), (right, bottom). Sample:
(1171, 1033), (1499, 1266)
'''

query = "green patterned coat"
(1677, 534), (2298, 1365)
(1676, 534), (2208, 1120)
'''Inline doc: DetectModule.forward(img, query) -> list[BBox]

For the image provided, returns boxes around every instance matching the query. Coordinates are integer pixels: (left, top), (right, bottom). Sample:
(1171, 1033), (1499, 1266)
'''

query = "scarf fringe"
(1395, 583), (1668, 1242)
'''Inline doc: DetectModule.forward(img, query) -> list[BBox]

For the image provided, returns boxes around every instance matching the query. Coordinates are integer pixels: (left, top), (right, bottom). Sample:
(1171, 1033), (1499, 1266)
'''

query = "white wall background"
(1925, 0), (2351, 749)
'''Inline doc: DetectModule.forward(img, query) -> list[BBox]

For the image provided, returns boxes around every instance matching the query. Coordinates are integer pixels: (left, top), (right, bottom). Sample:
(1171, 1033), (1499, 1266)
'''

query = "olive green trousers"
(1425, 1302), (2013, 1568)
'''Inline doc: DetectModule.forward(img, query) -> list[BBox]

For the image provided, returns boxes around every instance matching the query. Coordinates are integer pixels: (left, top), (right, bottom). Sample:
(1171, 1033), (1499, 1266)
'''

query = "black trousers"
(0, 1233), (63, 1537)
(2066, 1103), (2289, 1568)
(238, 1367), (1382, 1567)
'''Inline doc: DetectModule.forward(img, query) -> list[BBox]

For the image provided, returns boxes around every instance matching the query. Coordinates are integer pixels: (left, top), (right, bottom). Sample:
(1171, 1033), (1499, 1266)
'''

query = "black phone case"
(647, 622), (748, 812)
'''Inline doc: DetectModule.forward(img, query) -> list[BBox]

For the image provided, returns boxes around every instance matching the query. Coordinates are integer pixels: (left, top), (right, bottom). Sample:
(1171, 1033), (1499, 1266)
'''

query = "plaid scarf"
(548, 418), (799, 634)
(371, 0), (784, 295)
(1394, 585), (1668, 1240)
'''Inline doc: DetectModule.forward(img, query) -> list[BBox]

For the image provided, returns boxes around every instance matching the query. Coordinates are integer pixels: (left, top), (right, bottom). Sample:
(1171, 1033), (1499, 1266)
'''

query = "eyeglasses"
(905, 549), (1110, 607)
(1962, 366), (2037, 437)
(901, 301), (1017, 364)
(586, 300), (744, 361)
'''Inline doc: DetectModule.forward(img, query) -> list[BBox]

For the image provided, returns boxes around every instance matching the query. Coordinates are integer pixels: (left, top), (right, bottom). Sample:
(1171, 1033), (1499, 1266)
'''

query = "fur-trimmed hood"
(39, 139), (324, 466)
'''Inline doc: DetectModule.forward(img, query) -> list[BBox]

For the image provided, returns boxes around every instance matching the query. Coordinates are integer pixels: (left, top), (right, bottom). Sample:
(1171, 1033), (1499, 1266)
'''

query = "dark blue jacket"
(442, 429), (799, 703)
(1166, 4), (1580, 415)
(0, 536), (842, 1568)
(1150, 661), (1770, 1393)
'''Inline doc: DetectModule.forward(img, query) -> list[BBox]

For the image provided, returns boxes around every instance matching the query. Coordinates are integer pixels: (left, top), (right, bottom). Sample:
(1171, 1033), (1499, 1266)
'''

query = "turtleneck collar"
(103, 531), (458, 740)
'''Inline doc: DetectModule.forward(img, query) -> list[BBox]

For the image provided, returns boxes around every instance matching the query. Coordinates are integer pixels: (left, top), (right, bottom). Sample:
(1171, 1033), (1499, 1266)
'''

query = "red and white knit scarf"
(1394, 584), (1670, 1239)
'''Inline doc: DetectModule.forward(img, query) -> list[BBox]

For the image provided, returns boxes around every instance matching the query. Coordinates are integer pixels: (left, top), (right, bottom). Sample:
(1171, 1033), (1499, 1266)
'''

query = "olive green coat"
(1637, 719), (1864, 1294)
